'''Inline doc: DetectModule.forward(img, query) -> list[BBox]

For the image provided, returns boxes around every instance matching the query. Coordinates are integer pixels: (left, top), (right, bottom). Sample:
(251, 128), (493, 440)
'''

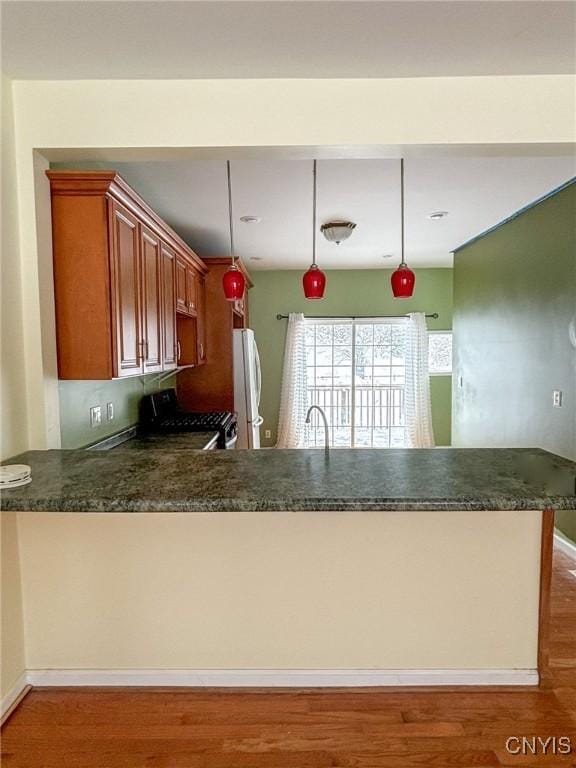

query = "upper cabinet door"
(109, 201), (142, 377)
(161, 242), (177, 370)
(140, 225), (163, 373)
(176, 257), (188, 314)
(185, 265), (198, 315)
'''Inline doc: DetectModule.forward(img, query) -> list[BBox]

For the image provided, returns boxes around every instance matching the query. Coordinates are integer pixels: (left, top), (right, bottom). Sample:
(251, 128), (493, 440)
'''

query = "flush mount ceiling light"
(427, 210), (449, 220)
(222, 161), (246, 302)
(240, 216), (261, 224)
(320, 221), (356, 245)
(302, 160), (326, 300)
(391, 159), (416, 299)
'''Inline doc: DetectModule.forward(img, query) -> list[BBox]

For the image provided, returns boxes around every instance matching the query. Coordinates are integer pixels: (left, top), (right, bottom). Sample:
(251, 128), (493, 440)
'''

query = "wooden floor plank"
(2, 544), (575, 767)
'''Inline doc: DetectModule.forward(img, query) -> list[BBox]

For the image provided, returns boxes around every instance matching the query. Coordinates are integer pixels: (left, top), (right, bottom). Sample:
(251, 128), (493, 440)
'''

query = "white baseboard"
(554, 530), (576, 560)
(25, 668), (538, 688)
(1, 673), (30, 722)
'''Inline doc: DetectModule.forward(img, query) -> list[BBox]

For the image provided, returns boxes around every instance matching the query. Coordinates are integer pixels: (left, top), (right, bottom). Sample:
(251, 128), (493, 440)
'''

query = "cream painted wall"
(4, 75), (575, 453)
(33, 154), (61, 449)
(1, 77), (28, 459)
(1, 513), (26, 705)
(17, 510), (542, 671)
(12, 76), (576, 149)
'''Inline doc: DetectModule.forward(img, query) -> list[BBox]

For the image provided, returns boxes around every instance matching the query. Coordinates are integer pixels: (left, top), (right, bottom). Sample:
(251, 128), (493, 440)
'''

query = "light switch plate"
(553, 390), (563, 408)
(90, 405), (102, 427)
(265, 429), (271, 439)
(107, 402), (114, 421)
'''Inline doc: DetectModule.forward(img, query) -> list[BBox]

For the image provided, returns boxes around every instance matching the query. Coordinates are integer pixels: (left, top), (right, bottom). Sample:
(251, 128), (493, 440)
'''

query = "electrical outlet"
(106, 402), (114, 421)
(553, 390), (563, 408)
(265, 429), (271, 439)
(90, 405), (102, 428)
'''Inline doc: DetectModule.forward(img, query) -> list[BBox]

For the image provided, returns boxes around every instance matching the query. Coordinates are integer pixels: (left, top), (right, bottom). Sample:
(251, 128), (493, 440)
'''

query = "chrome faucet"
(305, 405), (330, 451)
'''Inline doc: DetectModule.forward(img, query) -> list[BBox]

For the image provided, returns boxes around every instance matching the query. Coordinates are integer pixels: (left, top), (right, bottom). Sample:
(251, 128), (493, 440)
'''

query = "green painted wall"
(452, 181), (576, 542)
(250, 268), (454, 448)
(59, 374), (175, 449)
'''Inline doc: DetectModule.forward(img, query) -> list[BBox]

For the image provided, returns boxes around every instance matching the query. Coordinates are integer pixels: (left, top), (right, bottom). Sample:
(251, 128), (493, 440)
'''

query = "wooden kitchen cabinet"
(160, 243), (177, 370)
(176, 255), (200, 317)
(47, 171), (207, 379)
(178, 258), (252, 412)
(185, 264), (198, 315)
(175, 252), (206, 367)
(175, 257), (188, 314)
(139, 224), (163, 374)
(109, 200), (142, 377)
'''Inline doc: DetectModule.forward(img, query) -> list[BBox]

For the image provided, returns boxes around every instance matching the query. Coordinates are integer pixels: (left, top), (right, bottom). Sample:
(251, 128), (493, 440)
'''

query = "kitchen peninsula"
(2, 447), (575, 695)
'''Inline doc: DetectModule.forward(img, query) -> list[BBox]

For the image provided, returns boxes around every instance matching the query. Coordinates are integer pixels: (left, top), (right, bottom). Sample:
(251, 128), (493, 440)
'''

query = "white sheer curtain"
(404, 312), (435, 448)
(276, 313), (308, 448)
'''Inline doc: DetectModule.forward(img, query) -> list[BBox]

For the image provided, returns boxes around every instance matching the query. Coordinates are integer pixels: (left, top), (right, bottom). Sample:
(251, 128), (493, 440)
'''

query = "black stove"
(139, 389), (237, 449)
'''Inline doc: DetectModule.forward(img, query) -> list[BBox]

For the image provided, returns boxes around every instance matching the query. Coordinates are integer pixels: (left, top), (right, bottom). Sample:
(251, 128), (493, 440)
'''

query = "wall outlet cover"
(265, 429), (271, 439)
(90, 406), (102, 427)
(553, 390), (563, 408)
(107, 402), (114, 421)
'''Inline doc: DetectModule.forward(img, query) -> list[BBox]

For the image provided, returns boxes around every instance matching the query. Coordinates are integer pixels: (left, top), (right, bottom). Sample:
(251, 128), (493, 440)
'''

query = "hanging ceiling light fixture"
(222, 160), (246, 302)
(302, 160), (326, 300)
(320, 221), (356, 244)
(391, 158), (415, 299)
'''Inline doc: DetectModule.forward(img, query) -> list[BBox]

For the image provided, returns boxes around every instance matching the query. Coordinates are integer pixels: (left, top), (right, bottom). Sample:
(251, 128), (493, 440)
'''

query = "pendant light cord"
(400, 158), (405, 267)
(227, 160), (235, 266)
(312, 159), (317, 267)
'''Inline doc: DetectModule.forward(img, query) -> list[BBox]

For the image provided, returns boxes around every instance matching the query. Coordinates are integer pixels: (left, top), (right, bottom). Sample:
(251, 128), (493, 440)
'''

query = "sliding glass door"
(304, 318), (408, 448)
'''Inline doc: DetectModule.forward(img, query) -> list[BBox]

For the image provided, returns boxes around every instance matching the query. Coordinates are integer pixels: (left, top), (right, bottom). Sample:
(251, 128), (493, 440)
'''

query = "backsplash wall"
(59, 374), (175, 449)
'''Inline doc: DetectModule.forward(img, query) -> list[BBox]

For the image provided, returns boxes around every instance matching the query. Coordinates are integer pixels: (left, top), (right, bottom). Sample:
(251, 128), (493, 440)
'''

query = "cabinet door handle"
(200, 343), (204, 359)
(177, 341), (181, 362)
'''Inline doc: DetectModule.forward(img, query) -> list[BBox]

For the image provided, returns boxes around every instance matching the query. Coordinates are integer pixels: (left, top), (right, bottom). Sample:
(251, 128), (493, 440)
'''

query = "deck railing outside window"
(303, 320), (407, 448)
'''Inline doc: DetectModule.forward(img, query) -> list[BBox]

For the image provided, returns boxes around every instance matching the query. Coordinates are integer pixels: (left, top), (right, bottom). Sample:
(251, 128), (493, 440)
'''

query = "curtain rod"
(276, 312), (439, 320)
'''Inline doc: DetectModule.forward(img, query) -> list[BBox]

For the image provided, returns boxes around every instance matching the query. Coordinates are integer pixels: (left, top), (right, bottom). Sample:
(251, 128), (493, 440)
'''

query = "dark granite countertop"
(1, 447), (575, 513)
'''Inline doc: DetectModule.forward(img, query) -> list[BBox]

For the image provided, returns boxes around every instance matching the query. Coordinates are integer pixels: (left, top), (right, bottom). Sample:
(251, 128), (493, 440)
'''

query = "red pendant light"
(391, 265), (415, 298)
(391, 159), (415, 299)
(303, 160), (326, 300)
(223, 264), (245, 301)
(222, 160), (246, 302)
(303, 264), (326, 299)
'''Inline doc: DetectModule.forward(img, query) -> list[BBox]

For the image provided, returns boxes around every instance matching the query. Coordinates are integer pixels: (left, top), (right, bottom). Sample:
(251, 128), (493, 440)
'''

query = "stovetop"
(155, 411), (235, 431)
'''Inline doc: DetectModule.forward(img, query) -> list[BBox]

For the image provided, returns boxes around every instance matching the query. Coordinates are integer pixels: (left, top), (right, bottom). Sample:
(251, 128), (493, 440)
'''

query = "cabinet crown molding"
(46, 170), (207, 275)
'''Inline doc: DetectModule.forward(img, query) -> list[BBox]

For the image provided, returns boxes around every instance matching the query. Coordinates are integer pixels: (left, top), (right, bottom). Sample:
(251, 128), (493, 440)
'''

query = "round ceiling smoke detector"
(320, 221), (356, 244)
(240, 216), (261, 224)
(427, 211), (449, 221)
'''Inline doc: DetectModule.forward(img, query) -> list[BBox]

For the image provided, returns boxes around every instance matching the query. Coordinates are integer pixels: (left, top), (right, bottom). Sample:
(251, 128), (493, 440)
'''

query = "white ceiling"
(3, 1), (575, 80)
(54, 156), (576, 268)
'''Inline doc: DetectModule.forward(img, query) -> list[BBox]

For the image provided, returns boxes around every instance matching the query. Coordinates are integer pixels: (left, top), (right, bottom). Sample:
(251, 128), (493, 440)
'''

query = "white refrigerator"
(233, 329), (263, 449)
